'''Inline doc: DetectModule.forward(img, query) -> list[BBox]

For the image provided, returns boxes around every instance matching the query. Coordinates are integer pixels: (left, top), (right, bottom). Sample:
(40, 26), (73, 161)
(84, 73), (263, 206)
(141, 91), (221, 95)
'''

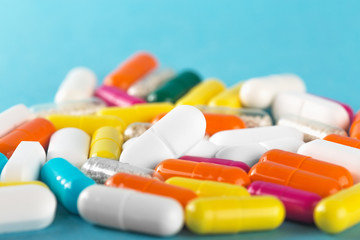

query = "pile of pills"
(1, 51), (360, 236)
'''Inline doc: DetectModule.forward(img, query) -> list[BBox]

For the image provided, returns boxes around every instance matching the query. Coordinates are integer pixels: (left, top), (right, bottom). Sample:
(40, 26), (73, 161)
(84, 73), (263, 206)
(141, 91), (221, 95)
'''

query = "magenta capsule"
(248, 181), (322, 224)
(179, 155), (250, 173)
(95, 85), (146, 107)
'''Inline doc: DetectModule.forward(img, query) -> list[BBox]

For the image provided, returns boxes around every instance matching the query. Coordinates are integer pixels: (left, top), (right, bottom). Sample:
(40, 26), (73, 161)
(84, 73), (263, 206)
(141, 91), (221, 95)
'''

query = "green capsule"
(146, 71), (201, 103)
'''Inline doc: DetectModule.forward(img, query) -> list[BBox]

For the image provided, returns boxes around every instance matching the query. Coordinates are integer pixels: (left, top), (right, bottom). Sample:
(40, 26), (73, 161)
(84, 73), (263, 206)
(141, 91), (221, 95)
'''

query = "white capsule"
(216, 137), (304, 167)
(47, 127), (90, 167)
(55, 67), (97, 103)
(240, 74), (306, 109)
(272, 92), (350, 130)
(298, 139), (360, 183)
(0, 184), (56, 233)
(183, 139), (221, 158)
(78, 185), (184, 236)
(120, 105), (206, 169)
(1, 141), (46, 182)
(209, 126), (303, 147)
(0, 104), (32, 138)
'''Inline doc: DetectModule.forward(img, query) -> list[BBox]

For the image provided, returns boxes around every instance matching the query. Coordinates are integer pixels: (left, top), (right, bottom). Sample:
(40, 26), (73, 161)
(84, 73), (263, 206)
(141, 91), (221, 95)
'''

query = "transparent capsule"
(123, 122), (152, 141)
(30, 98), (106, 117)
(277, 115), (347, 142)
(127, 69), (175, 99)
(196, 105), (272, 128)
(81, 157), (160, 184)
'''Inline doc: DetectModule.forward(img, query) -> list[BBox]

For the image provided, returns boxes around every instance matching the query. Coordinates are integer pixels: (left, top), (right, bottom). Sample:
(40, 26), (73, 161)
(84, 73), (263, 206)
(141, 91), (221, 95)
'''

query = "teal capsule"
(146, 71), (201, 103)
(40, 157), (95, 214)
(0, 153), (8, 175)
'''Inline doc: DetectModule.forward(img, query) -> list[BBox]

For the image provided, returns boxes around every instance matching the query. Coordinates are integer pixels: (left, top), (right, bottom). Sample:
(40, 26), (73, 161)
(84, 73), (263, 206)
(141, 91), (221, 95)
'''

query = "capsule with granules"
(208, 82), (242, 108)
(324, 134), (360, 149)
(105, 173), (197, 208)
(89, 126), (123, 160)
(104, 52), (157, 91)
(176, 78), (225, 106)
(0, 118), (55, 158)
(277, 115), (347, 142)
(155, 159), (250, 186)
(166, 177), (249, 197)
(81, 157), (162, 184)
(259, 149), (353, 188)
(249, 161), (341, 197)
(185, 196), (285, 234)
(127, 68), (175, 99)
(123, 122), (152, 141)
(147, 71), (201, 103)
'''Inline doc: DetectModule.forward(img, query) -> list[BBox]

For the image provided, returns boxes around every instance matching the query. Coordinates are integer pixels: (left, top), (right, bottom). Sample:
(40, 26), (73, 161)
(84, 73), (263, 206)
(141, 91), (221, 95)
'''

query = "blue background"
(0, 0), (360, 239)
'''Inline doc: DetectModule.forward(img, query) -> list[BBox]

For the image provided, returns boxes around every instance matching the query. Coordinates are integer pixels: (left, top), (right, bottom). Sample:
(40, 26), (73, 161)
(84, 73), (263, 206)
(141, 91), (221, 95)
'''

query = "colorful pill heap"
(1, 51), (360, 237)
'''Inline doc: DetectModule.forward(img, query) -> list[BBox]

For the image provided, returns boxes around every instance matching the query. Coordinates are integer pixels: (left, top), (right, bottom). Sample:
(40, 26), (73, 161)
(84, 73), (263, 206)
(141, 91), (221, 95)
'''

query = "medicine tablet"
(0, 104), (32, 138)
(78, 185), (184, 236)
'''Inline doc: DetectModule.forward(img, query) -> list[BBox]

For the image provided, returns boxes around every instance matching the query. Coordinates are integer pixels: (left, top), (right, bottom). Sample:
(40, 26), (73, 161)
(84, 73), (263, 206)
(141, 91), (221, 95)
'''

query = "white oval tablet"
(0, 184), (56, 234)
(1, 141), (46, 182)
(120, 105), (206, 168)
(272, 92), (350, 130)
(240, 74), (306, 109)
(298, 139), (360, 183)
(78, 185), (184, 236)
(46, 127), (90, 167)
(0, 104), (32, 138)
(216, 137), (304, 167)
(183, 139), (221, 158)
(209, 126), (303, 147)
(55, 67), (97, 103)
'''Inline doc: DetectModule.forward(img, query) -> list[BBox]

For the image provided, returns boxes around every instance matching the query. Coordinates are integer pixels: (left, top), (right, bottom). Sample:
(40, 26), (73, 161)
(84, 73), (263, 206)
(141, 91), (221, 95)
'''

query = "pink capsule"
(179, 155), (250, 173)
(248, 181), (322, 224)
(95, 85), (146, 107)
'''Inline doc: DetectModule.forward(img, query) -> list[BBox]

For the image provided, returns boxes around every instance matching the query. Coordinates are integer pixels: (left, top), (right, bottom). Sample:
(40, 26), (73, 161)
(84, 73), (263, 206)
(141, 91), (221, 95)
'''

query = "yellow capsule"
(89, 126), (123, 160)
(185, 196), (285, 234)
(46, 115), (125, 135)
(166, 177), (249, 197)
(0, 181), (48, 188)
(208, 83), (243, 108)
(314, 183), (360, 234)
(176, 79), (226, 106)
(97, 103), (174, 127)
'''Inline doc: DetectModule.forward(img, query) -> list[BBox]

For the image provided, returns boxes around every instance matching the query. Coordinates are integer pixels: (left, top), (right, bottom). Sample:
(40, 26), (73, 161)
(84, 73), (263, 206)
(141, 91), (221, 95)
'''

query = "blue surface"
(0, 0), (360, 239)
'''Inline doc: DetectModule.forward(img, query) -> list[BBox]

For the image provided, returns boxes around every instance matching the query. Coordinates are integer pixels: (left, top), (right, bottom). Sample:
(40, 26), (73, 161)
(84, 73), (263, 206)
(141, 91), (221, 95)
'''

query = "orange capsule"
(249, 161), (341, 197)
(350, 111), (360, 140)
(152, 112), (246, 136)
(324, 134), (360, 149)
(104, 52), (157, 91)
(259, 149), (353, 188)
(0, 118), (55, 158)
(105, 172), (197, 208)
(154, 159), (250, 186)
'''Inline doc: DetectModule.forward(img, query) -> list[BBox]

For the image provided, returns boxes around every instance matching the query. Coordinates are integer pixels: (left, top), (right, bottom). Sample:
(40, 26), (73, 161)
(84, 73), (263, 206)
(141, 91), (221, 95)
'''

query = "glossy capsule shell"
(0, 118), (55, 158)
(155, 159), (250, 186)
(105, 173), (197, 208)
(166, 177), (249, 197)
(78, 185), (184, 236)
(40, 158), (95, 214)
(180, 155), (250, 172)
(153, 112), (246, 137)
(248, 181), (322, 223)
(89, 126), (123, 160)
(147, 71), (201, 103)
(314, 183), (360, 234)
(277, 114), (347, 142)
(350, 111), (360, 140)
(95, 85), (146, 107)
(176, 78), (226, 106)
(127, 68), (175, 99)
(324, 134), (360, 149)
(46, 115), (125, 135)
(185, 196), (285, 234)
(208, 82), (242, 108)
(249, 161), (341, 197)
(98, 102), (174, 127)
(104, 52), (157, 90)
(259, 149), (353, 188)
(0, 153), (7, 175)
(0, 104), (32, 138)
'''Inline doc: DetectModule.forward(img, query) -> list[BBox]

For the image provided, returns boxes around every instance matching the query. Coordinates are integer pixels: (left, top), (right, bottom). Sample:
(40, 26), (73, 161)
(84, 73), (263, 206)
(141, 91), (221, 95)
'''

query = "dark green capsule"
(146, 71), (201, 103)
